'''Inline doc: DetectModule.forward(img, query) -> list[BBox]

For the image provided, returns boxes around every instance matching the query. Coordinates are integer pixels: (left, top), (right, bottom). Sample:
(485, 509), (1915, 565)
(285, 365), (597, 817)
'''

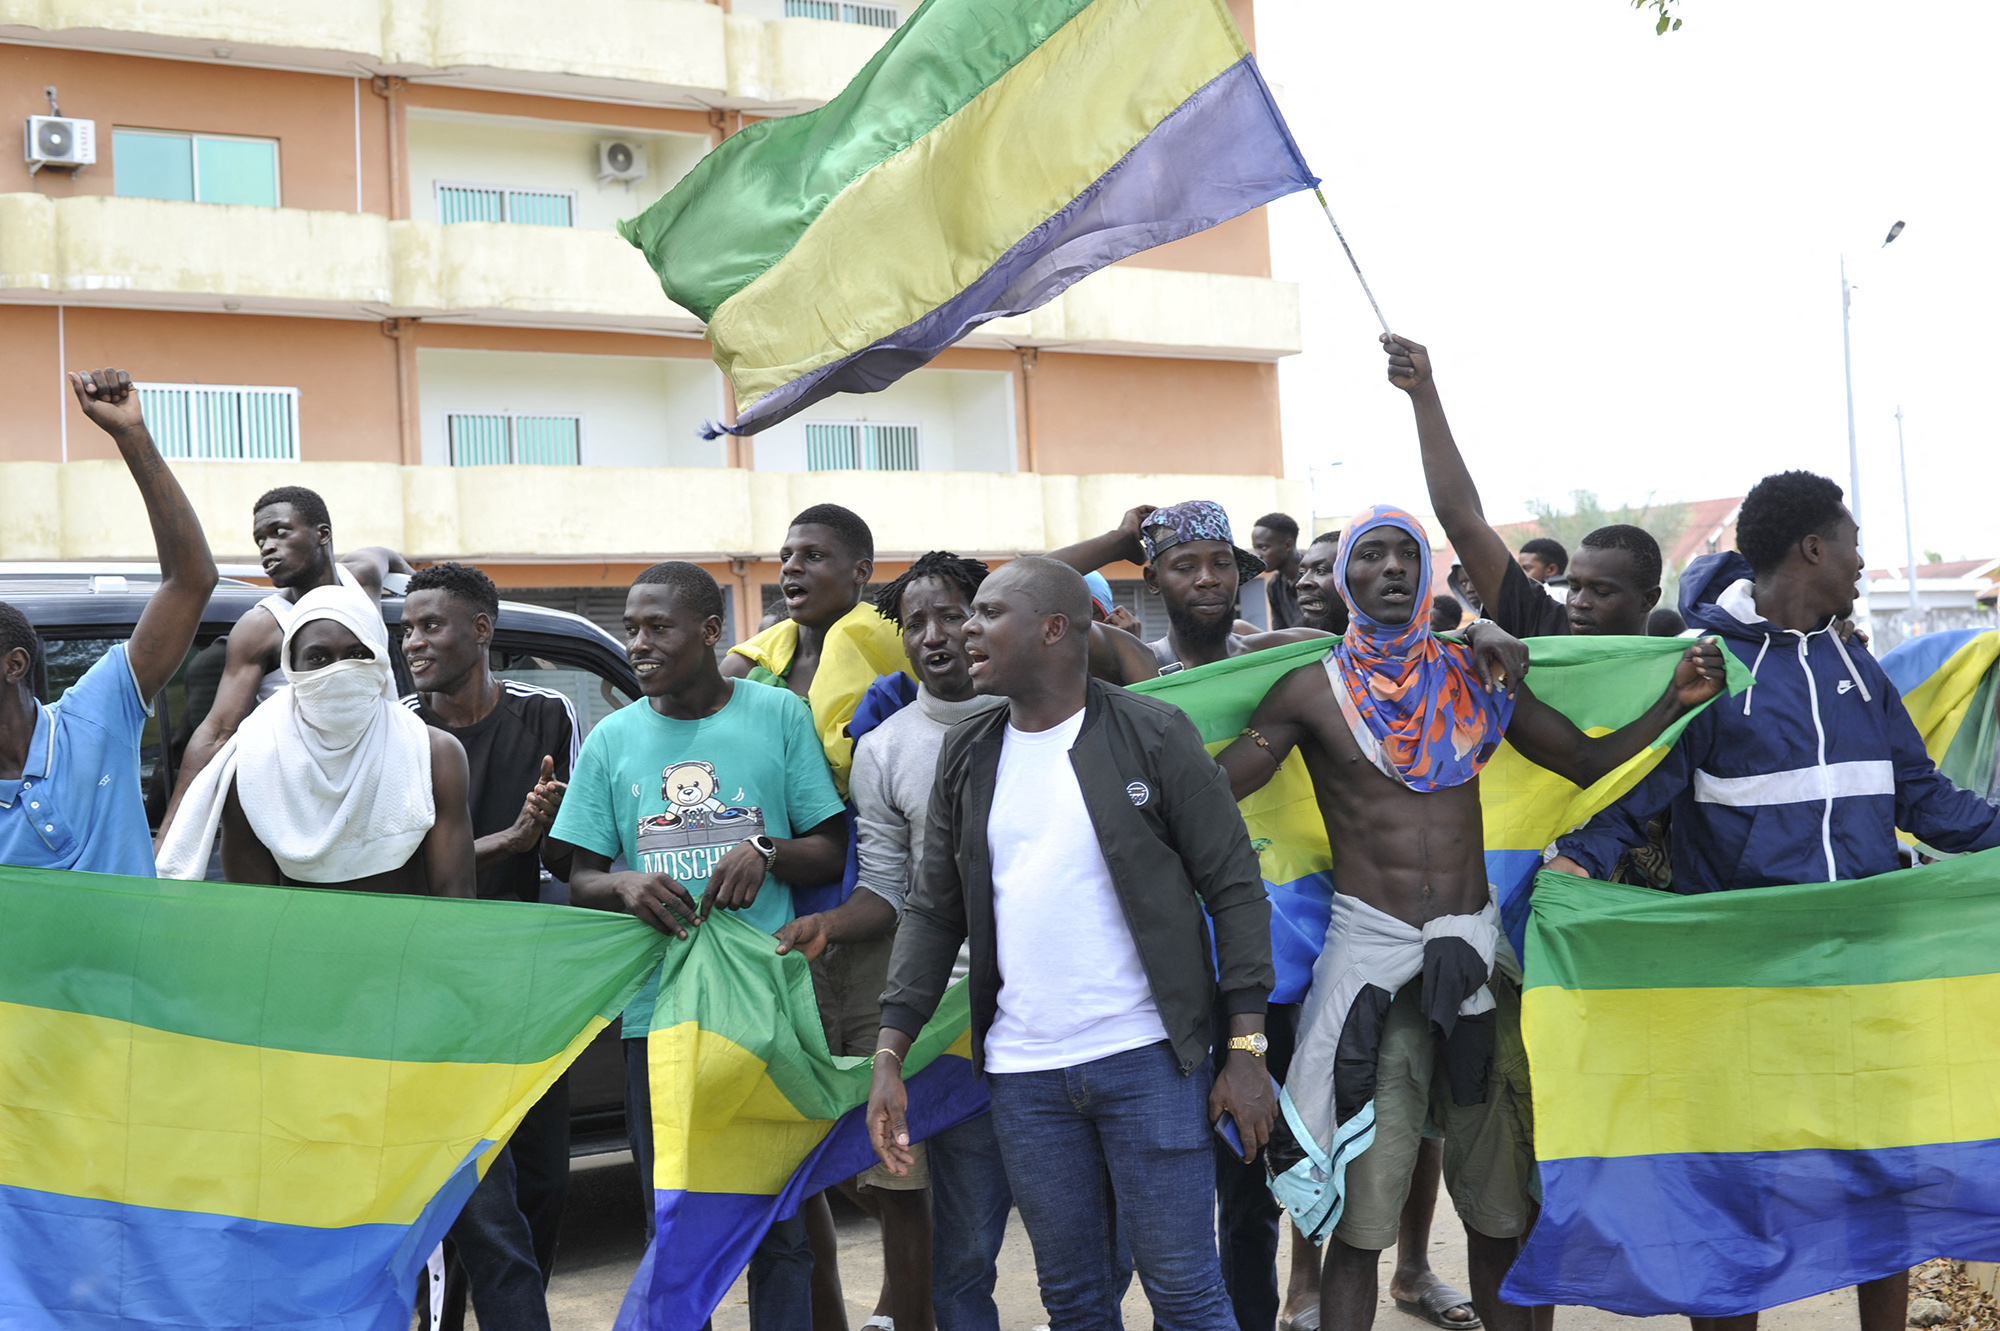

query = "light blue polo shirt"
(0, 644), (155, 878)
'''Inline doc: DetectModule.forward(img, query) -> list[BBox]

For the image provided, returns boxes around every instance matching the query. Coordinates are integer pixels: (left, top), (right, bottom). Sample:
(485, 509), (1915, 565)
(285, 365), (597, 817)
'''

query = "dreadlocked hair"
(872, 551), (992, 629)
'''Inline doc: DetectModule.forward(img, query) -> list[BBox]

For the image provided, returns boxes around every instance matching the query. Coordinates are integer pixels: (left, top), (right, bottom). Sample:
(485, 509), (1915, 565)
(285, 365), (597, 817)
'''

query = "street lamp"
(1839, 219), (1904, 629)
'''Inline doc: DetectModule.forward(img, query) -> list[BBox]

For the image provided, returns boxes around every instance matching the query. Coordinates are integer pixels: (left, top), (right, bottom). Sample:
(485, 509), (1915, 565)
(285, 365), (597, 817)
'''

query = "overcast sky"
(1256, 0), (1999, 566)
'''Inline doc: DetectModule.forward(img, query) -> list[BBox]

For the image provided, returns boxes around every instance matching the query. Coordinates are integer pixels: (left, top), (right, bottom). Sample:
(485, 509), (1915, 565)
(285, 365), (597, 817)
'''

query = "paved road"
(538, 1153), (1856, 1331)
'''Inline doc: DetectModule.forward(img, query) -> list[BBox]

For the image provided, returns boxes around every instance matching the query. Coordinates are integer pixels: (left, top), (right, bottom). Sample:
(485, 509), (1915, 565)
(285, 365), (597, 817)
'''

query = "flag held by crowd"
(1881, 628), (2000, 816)
(620, 0), (1317, 437)
(615, 911), (984, 1331)
(1504, 853), (2000, 1316)
(1129, 633), (1753, 993)
(0, 867), (663, 1331)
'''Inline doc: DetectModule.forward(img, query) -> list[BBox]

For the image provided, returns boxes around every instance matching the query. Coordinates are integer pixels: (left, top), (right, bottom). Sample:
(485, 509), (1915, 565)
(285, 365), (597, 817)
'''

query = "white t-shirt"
(983, 707), (1168, 1074)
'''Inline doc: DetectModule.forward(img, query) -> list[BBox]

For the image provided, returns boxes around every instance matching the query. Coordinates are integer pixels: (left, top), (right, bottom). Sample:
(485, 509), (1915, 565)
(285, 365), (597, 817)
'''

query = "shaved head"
(991, 556), (1091, 630)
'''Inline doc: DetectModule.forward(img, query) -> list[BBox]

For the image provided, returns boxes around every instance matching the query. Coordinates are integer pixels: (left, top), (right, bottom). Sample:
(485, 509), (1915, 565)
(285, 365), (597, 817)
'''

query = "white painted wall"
(753, 368), (1016, 474)
(416, 348), (726, 469)
(406, 111), (709, 233)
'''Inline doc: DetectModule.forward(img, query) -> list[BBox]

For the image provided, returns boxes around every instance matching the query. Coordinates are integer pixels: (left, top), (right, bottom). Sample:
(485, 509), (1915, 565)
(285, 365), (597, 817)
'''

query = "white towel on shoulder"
(158, 584), (434, 883)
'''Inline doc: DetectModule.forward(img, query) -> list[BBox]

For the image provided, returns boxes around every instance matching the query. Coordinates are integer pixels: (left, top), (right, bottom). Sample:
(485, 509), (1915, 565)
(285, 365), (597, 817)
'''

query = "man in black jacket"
(865, 556), (1274, 1331)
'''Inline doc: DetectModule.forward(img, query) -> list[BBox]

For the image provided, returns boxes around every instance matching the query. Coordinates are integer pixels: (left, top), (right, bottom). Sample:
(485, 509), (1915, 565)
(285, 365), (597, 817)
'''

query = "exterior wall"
(1024, 355), (1282, 477)
(416, 346), (725, 469)
(1, 45), (389, 213)
(0, 0), (1299, 540)
(0, 460), (1308, 569)
(753, 368), (1017, 475)
(0, 304), (399, 464)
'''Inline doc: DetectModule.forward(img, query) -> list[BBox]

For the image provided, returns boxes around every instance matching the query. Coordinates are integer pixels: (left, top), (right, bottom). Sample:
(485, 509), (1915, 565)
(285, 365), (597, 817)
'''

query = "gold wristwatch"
(1227, 1033), (1269, 1057)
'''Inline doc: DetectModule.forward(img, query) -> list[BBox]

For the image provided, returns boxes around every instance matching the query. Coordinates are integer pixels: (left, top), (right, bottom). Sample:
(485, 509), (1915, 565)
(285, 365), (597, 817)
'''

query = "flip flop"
(1395, 1281), (1482, 1329)
(1277, 1308), (1321, 1331)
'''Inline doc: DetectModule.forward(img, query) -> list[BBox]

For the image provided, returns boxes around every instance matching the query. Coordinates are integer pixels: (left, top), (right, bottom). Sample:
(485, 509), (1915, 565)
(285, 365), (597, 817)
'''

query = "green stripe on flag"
(650, 910), (971, 1121)
(1131, 634), (1749, 747)
(619, 0), (1098, 320)
(0, 867), (664, 1062)
(1527, 851), (2000, 992)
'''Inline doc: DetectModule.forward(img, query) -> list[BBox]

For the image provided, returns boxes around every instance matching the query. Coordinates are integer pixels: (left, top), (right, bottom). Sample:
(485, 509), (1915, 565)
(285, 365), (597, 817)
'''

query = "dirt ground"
(538, 1152), (1875, 1331)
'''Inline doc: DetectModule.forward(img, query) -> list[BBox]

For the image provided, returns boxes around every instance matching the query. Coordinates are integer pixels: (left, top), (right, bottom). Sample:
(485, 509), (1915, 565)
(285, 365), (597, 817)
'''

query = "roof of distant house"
(1477, 496), (1745, 570)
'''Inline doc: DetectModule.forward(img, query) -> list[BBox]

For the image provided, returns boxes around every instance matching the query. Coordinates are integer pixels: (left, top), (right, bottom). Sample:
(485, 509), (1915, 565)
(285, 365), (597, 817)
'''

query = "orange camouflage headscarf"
(1330, 505), (1513, 791)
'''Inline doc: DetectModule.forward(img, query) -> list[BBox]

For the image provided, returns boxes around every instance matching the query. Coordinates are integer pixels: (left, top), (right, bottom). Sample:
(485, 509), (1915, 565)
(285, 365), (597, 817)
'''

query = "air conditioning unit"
(596, 139), (647, 186)
(25, 115), (95, 176)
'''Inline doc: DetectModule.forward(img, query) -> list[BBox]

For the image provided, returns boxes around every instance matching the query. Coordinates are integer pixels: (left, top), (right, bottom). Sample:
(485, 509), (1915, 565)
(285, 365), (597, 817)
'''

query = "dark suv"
(2, 564), (640, 1157)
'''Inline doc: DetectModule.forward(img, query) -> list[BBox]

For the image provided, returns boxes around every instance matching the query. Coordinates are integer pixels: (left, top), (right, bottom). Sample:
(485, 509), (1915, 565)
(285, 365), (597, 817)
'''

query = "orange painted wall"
(1023, 354), (1282, 477)
(0, 305), (65, 462)
(1121, 210), (1270, 279)
(2, 44), (390, 213)
(5, 306), (401, 464)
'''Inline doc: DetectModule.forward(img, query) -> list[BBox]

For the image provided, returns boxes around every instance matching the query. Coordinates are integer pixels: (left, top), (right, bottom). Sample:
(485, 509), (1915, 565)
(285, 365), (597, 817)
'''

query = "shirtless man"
(1054, 501), (1326, 681)
(160, 485), (409, 835)
(157, 585), (474, 898)
(1216, 508), (1722, 1331)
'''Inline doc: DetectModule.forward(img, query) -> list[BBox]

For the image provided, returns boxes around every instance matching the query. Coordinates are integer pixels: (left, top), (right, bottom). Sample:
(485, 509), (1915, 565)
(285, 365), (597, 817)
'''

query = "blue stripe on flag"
(1504, 1140), (2000, 1317)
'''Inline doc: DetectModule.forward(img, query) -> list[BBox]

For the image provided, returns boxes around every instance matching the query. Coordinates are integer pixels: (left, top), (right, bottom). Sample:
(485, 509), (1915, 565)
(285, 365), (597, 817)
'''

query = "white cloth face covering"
(158, 583), (435, 883)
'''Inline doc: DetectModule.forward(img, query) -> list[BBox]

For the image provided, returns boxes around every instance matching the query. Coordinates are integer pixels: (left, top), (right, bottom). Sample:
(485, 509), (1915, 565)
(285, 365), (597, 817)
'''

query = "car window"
(41, 634), (216, 826)
(491, 647), (635, 743)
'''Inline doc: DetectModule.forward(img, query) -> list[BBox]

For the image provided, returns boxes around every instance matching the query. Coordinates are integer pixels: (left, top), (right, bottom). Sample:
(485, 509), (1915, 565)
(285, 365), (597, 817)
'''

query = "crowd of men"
(4, 343), (1999, 1331)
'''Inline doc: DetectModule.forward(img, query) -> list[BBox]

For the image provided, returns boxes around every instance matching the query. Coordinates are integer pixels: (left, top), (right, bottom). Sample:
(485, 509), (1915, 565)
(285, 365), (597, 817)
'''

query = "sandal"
(1395, 1281), (1482, 1329)
(1278, 1308), (1321, 1331)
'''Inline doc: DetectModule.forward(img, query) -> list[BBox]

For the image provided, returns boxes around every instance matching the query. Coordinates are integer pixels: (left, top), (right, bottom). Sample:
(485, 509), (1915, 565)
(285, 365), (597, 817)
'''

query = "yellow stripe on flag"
(1525, 975), (2000, 1161)
(708, 0), (1247, 411)
(0, 1001), (602, 1228)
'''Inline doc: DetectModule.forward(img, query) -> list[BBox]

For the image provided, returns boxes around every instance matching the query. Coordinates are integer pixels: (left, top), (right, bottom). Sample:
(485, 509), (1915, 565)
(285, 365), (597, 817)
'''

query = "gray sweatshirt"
(851, 686), (1006, 915)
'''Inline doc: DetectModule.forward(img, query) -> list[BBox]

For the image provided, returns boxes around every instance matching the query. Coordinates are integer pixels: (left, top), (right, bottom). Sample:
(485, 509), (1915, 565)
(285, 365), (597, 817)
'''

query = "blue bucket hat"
(1139, 500), (1268, 578)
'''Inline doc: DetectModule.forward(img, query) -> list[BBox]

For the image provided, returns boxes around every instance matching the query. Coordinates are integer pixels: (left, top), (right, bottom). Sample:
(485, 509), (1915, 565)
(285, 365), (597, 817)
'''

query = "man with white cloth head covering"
(158, 583), (475, 896)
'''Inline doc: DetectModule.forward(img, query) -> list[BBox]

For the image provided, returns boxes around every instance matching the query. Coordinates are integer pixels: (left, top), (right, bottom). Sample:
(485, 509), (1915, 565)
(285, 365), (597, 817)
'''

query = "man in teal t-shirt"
(550, 562), (844, 1331)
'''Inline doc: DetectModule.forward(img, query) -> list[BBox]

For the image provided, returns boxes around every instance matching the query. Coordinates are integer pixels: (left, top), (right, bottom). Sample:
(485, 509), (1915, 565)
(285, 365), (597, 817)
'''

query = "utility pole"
(1840, 257), (1862, 541)
(1896, 405), (1921, 640)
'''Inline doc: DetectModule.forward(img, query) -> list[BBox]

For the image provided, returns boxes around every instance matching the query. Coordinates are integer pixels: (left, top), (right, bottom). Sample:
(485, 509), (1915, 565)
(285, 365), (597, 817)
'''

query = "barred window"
(803, 422), (919, 472)
(448, 414), (582, 466)
(135, 383), (299, 461)
(435, 183), (576, 227)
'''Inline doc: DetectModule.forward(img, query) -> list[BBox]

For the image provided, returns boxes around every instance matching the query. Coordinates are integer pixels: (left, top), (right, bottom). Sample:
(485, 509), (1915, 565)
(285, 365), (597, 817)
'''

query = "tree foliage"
(1526, 491), (1694, 598)
(1633, 0), (1683, 35)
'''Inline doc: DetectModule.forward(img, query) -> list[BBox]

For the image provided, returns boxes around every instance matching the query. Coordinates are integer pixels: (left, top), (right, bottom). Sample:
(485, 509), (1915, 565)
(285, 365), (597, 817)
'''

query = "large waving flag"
(0, 867), (663, 1331)
(1881, 628), (1999, 804)
(620, 0), (1316, 436)
(616, 911), (983, 1331)
(1128, 635), (1751, 994)
(1504, 855), (2000, 1316)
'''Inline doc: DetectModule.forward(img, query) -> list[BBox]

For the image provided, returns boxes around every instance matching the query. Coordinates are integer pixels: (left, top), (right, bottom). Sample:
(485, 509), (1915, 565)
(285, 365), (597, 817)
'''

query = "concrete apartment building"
(0, 0), (1305, 639)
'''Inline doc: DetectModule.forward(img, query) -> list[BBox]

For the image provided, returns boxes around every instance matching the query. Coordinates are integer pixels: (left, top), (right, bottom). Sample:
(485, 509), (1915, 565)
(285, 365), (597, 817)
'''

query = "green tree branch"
(1633, 0), (1683, 35)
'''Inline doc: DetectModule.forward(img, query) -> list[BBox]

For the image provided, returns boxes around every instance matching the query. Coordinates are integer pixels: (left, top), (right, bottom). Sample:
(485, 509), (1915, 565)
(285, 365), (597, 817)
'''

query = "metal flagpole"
(1314, 187), (1390, 335)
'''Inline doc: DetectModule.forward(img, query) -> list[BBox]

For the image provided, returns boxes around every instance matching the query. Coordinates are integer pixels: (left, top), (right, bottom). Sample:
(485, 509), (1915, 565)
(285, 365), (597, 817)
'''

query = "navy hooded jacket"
(1555, 552), (2000, 892)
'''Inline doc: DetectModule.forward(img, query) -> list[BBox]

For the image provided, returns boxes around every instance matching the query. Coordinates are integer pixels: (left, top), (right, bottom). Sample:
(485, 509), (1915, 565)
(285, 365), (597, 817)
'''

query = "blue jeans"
(928, 1112), (1013, 1331)
(439, 1077), (570, 1331)
(624, 1038), (812, 1331)
(1213, 1003), (1298, 1331)
(447, 1145), (551, 1331)
(987, 1041), (1235, 1331)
